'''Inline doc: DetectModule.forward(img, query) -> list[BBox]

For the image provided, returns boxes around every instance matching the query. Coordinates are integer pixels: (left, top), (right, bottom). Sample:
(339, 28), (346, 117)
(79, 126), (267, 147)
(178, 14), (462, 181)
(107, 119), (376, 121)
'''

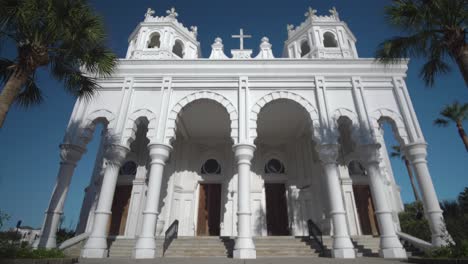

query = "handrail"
(307, 219), (324, 252)
(162, 220), (179, 256)
(58, 232), (90, 250)
(396, 231), (433, 252)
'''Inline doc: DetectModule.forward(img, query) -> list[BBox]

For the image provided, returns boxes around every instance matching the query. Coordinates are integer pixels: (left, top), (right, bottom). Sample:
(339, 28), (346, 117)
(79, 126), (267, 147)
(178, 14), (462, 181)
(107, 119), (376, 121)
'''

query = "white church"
(34, 6), (448, 260)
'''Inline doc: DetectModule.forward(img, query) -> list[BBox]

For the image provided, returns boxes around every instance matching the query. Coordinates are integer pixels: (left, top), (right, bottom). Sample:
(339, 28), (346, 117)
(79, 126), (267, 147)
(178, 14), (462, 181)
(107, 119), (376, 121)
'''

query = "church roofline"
(108, 58), (409, 77)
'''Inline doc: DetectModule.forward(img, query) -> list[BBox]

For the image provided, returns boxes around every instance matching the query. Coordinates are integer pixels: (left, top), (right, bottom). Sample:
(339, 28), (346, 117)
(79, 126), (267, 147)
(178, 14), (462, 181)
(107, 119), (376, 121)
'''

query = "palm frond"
(15, 75), (43, 107)
(434, 118), (450, 127)
(375, 30), (436, 63)
(419, 50), (451, 86)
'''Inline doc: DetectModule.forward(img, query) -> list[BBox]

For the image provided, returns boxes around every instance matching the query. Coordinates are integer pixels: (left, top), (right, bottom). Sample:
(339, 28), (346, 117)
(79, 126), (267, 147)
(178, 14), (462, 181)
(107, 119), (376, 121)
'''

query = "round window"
(265, 159), (285, 174)
(119, 161), (137, 175)
(201, 159), (221, 174)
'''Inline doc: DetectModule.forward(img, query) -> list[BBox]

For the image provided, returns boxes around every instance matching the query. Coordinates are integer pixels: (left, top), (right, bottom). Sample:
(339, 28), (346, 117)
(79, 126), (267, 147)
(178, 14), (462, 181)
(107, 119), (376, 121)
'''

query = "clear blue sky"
(0, 0), (467, 230)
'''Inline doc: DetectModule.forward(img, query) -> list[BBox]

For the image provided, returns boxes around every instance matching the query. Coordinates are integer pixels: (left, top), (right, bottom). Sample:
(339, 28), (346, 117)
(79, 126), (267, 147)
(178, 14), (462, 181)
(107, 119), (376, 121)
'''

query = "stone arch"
(370, 108), (409, 145)
(172, 39), (185, 58)
(78, 109), (117, 146)
(165, 90), (239, 144)
(323, 31), (338, 48)
(300, 38), (311, 57)
(250, 90), (320, 142)
(147, 30), (162, 48)
(331, 108), (361, 141)
(122, 109), (158, 148)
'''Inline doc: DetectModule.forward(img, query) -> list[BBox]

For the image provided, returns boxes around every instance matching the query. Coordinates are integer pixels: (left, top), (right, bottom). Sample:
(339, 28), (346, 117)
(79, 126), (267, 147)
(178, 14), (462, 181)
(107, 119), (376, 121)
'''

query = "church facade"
(35, 6), (448, 260)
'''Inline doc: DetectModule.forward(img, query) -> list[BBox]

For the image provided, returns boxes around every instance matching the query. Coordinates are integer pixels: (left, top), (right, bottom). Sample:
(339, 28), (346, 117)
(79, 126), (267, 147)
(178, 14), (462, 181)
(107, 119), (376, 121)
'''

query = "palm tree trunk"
(405, 158), (421, 202)
(454, 44), (468, 87)
(0, 70), (28, 128)
(456, 121), (468, 152)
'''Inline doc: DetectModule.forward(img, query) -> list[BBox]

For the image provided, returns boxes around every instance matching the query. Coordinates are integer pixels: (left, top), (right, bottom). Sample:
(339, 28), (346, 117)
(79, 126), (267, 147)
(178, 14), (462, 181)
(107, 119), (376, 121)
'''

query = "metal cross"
(232, 28), (251, 50)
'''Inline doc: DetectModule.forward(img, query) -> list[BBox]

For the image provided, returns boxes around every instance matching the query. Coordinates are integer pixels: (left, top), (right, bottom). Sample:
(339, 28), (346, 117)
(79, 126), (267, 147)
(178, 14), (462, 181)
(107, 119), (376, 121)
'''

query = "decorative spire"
(166, 7), (178, 19)
(190, 26), (198, 37)
(329, 6), (340, 20)
(305, 7), (317, 20)
(144, 8), (155, 21)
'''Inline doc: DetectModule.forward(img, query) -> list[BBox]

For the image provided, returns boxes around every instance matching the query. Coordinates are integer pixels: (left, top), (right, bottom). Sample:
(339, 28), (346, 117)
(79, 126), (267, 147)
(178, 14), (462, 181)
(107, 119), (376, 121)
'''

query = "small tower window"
(148, 33), (161, 48)
(201, 159), (221, 174)
(300, 40), (311, 57)
(172, 40), (184, 58)
(265, 159), (285, 174)
(119, 161), (137, 175)
(323, 32), (338, 48)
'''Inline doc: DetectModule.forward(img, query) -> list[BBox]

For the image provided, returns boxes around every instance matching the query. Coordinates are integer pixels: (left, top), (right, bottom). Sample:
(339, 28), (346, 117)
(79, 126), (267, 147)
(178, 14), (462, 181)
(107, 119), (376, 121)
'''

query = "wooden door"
(197, 184), (221, 236)
(353, 185), (379, 236)
(109, 185), (132, 236)
(265, 183), (289, 236)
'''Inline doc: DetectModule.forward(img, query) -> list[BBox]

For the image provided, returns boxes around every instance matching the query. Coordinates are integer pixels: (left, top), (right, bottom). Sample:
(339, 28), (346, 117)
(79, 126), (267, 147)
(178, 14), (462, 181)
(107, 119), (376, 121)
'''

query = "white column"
(404, 142), (448, 246)
(233, 143), (256, 259)
(36, 144), (85, 248)
(317, 144), (355, 259)
(133, 143), (172, 259)
(81, 144), (129, 258)
(359, 144), (407, 259)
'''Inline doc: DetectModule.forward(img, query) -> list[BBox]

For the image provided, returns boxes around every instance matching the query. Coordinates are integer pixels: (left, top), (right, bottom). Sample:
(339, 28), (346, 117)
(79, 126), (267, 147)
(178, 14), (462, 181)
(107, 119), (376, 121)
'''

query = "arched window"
(323, 32), (338, 48)
(264, 159), (285, 174)
(201, 159), (221, 174)
(172, 40), (184, 58)
(148, 33), (161, 48)
(300, 40), (311, 57)
(119, 161), (137, 175)
(348, 161), (366, 176)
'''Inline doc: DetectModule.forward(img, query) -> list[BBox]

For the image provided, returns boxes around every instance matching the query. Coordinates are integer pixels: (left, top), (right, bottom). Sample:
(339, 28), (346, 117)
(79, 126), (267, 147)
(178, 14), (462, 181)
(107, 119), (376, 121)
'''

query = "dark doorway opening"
(108, 185), (132, 236)
(197, 184), (222, 236)
(265, 183), (289, 236)
(353, 185), (379, 236)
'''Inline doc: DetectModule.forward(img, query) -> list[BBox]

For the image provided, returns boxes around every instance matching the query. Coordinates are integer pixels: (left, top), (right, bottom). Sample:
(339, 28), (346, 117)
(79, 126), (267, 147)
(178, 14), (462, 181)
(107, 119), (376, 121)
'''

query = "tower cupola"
(284, 7), (358, 59)
(126, 7), (200, 59)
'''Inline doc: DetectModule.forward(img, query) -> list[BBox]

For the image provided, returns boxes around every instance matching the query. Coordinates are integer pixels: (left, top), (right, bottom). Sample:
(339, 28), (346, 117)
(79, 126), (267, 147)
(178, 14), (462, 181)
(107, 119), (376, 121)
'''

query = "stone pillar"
(233, 143), (256, 259)
(81, 145), (129, 258)
(317, 144), (356, 259)
(36, 144), (85, 249)
(359, 144), (407, 259)
(404, 142), (448, 246)
(133, 143), (172, 259)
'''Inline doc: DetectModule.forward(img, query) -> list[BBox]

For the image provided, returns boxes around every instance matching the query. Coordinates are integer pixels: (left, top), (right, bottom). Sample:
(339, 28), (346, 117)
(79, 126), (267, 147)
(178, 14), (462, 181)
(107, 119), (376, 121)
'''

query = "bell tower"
(126, 7), (201, 59)
(283, 7), (358, 59)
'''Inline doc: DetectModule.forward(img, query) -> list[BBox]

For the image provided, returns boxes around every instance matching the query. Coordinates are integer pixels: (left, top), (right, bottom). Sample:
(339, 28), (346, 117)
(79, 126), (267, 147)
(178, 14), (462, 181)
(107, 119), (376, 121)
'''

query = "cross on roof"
(166, 7), (178, 18)
(232, 28), (251, 50)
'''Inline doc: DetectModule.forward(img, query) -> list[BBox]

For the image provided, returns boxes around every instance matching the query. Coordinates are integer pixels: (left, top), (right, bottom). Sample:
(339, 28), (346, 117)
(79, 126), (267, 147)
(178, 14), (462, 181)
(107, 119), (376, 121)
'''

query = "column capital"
(403, 142), (428, 164)
(103, 144), (130, 166)
(148, 143), (172, 165)
(316, 144), (340, 164)
(233, 143), (256, 162)
(59, 144), (86, 165)
(358, 143), (382, 166)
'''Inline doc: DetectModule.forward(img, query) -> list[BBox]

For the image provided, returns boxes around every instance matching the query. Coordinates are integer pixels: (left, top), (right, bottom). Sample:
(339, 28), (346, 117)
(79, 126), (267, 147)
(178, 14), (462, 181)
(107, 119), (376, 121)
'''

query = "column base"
(81, 237), (108, 258)
(380, 248), (408, 259)
(233, 237), (256, 259)
(133, 237), (157, 259)
(331, 248), (356, 259)
(81, 248), (108, 258)
(36, 236), (56, 249)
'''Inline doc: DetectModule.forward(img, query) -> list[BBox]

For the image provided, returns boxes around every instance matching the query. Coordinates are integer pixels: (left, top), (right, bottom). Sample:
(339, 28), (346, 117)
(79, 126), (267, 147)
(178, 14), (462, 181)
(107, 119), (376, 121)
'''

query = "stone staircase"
(73, 235), (422, 258)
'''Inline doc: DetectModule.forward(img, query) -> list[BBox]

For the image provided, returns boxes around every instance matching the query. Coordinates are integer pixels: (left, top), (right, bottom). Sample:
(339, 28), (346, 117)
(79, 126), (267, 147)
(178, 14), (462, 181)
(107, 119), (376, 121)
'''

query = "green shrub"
(399, 201), (432, 241)
(426, 240), (468, 258)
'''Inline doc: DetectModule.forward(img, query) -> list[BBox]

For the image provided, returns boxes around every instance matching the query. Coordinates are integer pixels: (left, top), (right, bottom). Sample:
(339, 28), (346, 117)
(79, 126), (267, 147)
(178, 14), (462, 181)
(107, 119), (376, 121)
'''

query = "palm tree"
(434, 101), (468, 151)
(376, 0), (468, 87)
(390, 145), (422, 202)
(0, 0), (117, 128)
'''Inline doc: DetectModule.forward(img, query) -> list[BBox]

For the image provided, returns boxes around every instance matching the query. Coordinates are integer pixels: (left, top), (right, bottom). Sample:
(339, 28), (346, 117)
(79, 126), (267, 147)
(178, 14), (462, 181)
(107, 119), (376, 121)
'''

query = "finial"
(144, 8), (155, 20)
(329, 6), (339, 20)
(190, 26), (198, 37)
(287, 24), (295, 32)
(261, 37), (269, 43)
(214, 37), (223, 44)
(305, 7), (317, 19)
(166, 7), (178, 18)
